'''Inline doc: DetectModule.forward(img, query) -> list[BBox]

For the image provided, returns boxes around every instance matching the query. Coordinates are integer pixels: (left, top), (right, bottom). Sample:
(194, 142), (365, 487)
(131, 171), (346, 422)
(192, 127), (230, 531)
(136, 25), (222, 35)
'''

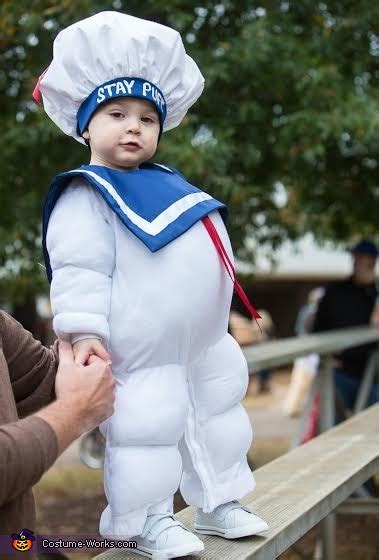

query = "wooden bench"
(95, 403), (379, 560)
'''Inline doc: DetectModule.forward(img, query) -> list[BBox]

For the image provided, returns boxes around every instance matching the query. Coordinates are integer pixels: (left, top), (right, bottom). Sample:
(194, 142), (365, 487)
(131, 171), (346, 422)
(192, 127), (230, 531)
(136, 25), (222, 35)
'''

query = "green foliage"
(1, 1), (378, 302)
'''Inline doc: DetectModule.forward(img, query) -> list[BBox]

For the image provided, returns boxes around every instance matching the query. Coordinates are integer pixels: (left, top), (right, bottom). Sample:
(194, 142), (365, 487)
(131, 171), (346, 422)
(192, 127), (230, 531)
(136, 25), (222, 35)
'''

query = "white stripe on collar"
(154, 163), (174, 173)
(68, 168), (212, 236)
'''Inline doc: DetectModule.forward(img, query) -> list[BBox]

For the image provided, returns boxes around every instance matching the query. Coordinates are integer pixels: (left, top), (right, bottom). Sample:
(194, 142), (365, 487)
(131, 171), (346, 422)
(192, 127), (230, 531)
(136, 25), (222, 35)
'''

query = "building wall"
(233, 276), (341, 338)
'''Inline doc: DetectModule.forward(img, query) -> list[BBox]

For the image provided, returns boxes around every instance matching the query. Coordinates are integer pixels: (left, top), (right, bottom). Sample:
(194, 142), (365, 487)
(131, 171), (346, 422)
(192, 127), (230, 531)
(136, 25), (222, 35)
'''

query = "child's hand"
(73, 338), (111, 366)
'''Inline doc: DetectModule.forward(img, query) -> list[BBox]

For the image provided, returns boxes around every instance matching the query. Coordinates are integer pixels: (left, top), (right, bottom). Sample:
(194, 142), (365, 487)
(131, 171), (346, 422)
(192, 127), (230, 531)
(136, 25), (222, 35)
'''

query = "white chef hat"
(33, 11), (204, 144)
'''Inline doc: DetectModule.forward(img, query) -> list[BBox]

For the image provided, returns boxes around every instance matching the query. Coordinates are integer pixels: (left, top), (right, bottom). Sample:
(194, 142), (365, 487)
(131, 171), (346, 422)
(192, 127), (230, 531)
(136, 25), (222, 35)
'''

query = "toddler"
(36, 11), (268, 559)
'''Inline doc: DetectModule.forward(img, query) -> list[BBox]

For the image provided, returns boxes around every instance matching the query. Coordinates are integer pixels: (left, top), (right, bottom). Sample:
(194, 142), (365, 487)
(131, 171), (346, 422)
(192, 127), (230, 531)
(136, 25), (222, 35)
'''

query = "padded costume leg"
(180, 334), (255, 512)
(99, 364), (189, 539)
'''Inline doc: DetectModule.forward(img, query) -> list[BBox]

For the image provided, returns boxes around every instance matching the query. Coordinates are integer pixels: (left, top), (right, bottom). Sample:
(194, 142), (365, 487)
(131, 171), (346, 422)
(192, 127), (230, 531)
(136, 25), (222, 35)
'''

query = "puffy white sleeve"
(46, 178), (115, 343)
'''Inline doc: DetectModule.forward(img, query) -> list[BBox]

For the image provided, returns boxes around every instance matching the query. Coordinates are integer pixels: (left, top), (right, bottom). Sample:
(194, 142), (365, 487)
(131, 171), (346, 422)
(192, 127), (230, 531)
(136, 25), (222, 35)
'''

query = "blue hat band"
(77, 77), (167, 135)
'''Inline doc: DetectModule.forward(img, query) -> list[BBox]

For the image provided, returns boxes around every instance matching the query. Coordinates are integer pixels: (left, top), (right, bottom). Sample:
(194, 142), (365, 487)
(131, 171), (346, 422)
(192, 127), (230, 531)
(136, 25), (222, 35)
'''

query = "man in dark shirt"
(313, 239), (378, 412)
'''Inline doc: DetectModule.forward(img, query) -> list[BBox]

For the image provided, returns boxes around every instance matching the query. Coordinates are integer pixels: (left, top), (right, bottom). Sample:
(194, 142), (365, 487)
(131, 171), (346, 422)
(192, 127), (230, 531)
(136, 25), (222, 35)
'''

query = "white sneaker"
(133, 513), (204, 559)
(194, 500), (269, 539)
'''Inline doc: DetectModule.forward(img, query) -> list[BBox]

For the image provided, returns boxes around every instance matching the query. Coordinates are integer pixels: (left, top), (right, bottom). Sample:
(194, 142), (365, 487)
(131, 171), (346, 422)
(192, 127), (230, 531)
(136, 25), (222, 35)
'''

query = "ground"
(34, 370), (379, 559)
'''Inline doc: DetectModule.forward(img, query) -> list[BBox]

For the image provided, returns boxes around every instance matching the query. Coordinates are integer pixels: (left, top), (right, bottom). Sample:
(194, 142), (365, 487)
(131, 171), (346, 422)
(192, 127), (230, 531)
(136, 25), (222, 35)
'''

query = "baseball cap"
(350, 239), (378, 258)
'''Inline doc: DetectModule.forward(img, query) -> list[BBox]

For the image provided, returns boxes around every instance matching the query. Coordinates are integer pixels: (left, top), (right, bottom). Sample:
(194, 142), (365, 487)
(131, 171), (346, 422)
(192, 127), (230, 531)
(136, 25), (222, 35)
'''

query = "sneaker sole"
(133, 540), (204, 559)
(194, 522), (269, 539)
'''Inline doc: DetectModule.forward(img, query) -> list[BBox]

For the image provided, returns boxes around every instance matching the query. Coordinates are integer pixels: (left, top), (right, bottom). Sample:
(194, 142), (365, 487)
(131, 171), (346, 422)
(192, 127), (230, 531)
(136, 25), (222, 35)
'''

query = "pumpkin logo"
(11, 529), (35, 551)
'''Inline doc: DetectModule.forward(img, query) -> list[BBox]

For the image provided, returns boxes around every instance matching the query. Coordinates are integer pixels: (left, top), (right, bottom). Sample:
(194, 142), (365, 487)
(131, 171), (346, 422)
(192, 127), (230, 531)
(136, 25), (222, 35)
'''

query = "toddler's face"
(83, 97), (160, 171)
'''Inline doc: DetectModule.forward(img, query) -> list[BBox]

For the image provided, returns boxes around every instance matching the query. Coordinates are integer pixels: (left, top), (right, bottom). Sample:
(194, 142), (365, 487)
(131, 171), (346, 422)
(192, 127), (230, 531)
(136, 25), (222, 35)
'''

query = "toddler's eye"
(110, 111), (125, 118)
(141, 116), (155, 123)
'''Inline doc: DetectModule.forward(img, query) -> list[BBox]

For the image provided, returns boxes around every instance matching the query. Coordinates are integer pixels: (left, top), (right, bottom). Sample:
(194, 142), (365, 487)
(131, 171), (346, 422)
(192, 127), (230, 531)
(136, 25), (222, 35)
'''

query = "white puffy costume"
(37, 12), (257, 540)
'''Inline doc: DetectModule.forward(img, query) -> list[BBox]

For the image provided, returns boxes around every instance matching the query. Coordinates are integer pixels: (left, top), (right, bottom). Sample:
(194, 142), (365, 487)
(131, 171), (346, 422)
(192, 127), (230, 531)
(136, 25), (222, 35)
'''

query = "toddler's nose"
(125, 116), (141, 134)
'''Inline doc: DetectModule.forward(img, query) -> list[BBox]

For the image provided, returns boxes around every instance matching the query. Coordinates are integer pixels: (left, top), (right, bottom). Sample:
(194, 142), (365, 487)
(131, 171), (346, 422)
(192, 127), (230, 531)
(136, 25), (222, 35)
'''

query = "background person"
(251, 310), (276, 394)
(283, 288), (325, 417)
(294, 287), (325, 336)
(312, 239), (379, 413)
(229, 309), (275, 394)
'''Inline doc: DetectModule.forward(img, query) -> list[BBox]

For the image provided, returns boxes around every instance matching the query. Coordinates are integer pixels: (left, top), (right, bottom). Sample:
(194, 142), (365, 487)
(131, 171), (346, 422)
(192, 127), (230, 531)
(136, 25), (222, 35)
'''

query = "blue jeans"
(257, 369), (271, 383)
(334, 368), (379, 416)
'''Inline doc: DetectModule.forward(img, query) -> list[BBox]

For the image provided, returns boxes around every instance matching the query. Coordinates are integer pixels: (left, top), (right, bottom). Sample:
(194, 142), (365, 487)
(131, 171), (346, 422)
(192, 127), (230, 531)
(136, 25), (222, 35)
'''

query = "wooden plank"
(95, 404), (379, 560)
(336, 498), (379, 515)
(243, 326), (379, 370)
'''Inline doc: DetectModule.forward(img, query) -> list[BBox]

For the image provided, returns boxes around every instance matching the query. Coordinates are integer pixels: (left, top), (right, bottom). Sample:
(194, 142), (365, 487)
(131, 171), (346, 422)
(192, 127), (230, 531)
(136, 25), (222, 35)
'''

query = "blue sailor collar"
(42, 163), (227, 283)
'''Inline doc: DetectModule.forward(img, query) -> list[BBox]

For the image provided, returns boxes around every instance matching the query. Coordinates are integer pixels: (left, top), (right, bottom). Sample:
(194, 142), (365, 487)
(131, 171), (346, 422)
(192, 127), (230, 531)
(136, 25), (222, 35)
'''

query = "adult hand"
(36, 341), (115, 453)
(56, 340), (115, 432)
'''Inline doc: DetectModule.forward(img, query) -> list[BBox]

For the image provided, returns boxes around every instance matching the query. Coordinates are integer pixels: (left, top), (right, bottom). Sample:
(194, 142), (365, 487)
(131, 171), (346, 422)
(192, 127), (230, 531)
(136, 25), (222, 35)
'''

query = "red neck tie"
(202, 216), (261, 325)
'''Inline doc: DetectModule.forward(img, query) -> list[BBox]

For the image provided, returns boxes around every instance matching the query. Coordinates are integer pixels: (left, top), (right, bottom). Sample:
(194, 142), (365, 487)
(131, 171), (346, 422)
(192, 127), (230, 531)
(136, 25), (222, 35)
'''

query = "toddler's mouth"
(120, 141), (141, 149)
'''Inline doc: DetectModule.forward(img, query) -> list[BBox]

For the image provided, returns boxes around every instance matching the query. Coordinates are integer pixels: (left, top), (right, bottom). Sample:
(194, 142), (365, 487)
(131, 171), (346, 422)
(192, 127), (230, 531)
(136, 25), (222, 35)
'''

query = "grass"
(35, 463), (103, 498)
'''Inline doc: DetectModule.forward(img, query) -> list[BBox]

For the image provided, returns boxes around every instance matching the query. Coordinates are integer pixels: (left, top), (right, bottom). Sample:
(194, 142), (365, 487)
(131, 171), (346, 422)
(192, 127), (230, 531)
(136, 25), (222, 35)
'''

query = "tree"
(1, 0), (378, 304)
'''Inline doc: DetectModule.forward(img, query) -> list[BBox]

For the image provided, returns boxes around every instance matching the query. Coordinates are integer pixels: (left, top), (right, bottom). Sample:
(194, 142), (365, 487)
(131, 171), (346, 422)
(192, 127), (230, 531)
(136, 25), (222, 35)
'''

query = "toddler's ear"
(82, 130), (90, 140)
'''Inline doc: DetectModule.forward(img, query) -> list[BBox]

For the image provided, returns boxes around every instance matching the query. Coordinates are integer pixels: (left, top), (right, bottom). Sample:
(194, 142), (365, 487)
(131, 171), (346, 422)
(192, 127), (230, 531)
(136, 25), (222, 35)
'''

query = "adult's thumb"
(58, 340), (75, 365)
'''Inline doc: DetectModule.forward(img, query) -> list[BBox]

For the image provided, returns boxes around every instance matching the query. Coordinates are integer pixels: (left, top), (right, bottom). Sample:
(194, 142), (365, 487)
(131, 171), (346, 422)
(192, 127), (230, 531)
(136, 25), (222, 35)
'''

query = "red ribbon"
(202, 216), (261, 324)
(32, 67), (49, 105)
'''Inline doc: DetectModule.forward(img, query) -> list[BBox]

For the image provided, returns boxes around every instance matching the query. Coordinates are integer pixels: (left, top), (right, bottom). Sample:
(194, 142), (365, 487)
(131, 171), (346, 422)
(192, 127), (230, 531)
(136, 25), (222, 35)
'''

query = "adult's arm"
(0, 311), (59, 505)
(0, 416), (58, 507)
(0, 337), (114, 507)
(1, 310), (57, 417)
(312, 288), (332, 333)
